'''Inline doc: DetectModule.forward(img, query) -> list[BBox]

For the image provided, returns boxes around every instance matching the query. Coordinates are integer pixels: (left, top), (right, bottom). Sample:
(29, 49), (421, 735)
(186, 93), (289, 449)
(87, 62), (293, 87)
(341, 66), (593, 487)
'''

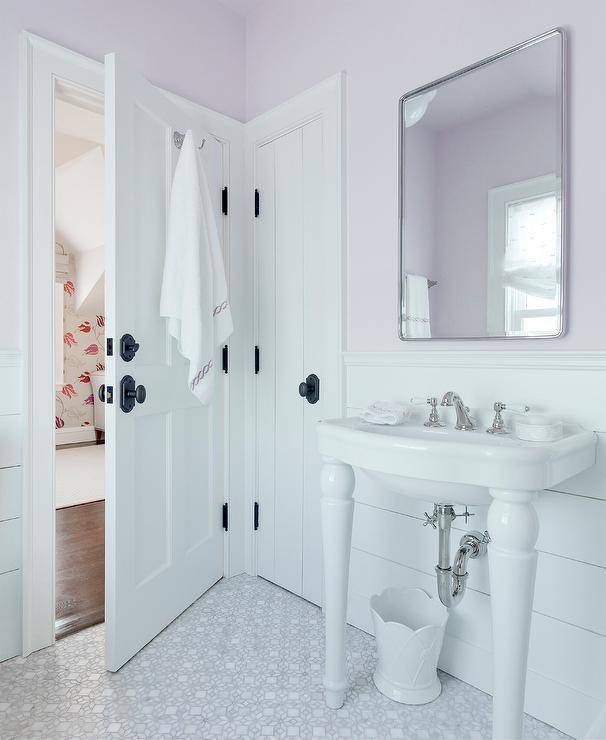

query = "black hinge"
(221, 186), (228, 216)
(106, 338), (113, 356)
(222, 345), (229, 374)
(253, 501), (259, 531)
(222, 502), (229, 532)
(254, 346), (260, 374)
(254, 188), (260, 218)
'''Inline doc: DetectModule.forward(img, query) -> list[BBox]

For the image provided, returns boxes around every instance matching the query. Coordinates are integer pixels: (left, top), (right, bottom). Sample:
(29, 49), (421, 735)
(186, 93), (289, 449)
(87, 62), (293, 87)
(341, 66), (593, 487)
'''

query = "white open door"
(104, 53), (227, 671)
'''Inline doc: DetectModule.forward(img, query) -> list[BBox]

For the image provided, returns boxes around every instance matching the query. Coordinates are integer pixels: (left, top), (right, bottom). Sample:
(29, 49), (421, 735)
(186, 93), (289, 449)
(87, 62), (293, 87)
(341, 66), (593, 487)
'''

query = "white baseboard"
(55, 427), (96, 445)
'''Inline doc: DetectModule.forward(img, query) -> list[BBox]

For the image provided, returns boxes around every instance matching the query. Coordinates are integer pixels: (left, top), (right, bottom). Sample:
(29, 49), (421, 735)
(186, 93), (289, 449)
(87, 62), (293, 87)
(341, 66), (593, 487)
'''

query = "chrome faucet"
(441, 391), (475, 431)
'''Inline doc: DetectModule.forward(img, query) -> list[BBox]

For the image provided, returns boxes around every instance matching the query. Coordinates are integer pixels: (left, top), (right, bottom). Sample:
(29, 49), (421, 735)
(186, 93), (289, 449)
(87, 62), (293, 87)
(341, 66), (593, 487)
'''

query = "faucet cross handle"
(423, 509), (438, 528)
(457, 506), (475, 524)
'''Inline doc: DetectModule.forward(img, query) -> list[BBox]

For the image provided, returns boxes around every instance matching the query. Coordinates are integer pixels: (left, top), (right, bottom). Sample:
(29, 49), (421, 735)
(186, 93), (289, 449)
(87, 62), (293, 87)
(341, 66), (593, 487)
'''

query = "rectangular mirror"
(399, 29), (565, 340)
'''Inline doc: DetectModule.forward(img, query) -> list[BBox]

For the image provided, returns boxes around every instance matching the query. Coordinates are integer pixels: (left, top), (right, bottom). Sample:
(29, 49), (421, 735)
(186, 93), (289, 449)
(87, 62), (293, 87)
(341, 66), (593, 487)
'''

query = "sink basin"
(317, 417), (597, 502)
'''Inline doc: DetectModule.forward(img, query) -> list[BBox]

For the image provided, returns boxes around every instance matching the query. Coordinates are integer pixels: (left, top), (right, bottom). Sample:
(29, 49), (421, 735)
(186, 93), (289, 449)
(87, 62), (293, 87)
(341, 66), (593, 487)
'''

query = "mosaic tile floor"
(0, 575), (568, 739)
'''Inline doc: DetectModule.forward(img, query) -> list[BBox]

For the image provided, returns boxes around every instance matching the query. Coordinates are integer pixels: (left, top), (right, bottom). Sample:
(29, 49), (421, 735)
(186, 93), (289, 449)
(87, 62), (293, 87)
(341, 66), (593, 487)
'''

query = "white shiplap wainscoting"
(343, 351), (606, 739)
(0, 351), (22, 661)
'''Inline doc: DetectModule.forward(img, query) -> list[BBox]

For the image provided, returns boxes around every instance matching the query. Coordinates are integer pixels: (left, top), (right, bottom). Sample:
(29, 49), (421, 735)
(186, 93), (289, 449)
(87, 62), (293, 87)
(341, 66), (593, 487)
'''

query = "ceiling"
(413, 34), (559, 132)
(54, 81), (105, 255)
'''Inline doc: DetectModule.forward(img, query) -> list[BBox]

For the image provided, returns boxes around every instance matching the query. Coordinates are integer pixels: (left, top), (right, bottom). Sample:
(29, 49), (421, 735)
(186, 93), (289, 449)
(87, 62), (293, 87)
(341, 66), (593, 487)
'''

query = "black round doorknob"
(298, 373), (320, 404)
(125, 384), (146, 403)
(98, 384), (105, 403)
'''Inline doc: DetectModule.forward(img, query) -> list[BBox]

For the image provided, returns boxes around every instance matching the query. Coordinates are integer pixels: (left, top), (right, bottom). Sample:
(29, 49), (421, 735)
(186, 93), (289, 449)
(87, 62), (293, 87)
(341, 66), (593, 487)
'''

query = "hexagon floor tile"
(0, 575), (568, 739)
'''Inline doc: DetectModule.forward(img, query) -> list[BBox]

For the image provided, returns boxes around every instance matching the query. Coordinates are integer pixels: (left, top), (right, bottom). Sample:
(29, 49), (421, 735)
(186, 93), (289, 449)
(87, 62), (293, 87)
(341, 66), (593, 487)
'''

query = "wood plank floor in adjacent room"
(55, 500), (105, 639)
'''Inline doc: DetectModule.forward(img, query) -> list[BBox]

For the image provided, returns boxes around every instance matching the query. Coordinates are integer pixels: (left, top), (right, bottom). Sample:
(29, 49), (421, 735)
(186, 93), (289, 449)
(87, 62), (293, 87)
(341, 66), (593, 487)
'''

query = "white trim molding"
(344, 350), (606, 372)
(20, 31), (105, 657)
(55, 427), (97, 445)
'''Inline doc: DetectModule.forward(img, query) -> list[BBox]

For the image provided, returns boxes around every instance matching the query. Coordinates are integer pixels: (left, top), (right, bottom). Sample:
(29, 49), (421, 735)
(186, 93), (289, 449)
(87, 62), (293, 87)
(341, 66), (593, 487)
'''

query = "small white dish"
(515, 415), (564, 442)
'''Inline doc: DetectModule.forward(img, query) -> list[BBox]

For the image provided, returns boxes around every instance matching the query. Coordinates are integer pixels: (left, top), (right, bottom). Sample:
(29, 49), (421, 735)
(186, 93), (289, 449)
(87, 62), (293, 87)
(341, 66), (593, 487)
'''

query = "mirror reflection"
(399, 30), (564, 339)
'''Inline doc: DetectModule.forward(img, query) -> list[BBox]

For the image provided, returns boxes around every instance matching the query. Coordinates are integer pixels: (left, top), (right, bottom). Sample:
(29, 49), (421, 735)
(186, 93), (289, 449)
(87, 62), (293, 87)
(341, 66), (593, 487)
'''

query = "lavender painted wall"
(246, 0), (606, 350)
(402, 125), (436, 285)
(0, 0), (245, 349)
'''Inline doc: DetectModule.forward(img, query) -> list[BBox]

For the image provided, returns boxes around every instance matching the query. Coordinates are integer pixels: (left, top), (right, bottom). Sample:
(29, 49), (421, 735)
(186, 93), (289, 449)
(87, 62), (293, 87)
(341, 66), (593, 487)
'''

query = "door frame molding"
(20, 31), (105, 656)
(20, 32), (242, 657)
(244, 73), (347, 577)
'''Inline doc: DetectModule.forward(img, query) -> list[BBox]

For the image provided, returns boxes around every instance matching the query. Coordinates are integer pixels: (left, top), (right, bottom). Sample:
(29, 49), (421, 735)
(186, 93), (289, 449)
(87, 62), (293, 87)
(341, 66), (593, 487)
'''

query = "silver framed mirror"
(399, 28), (566, 340)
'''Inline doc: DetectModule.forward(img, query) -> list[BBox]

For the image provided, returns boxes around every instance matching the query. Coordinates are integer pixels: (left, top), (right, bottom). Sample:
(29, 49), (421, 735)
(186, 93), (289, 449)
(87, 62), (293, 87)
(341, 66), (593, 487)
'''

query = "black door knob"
(299, 373), (320, 404)
(125, 384), (146, 403)
(98, 384), (105, 403)
(120, 375), (146, 412)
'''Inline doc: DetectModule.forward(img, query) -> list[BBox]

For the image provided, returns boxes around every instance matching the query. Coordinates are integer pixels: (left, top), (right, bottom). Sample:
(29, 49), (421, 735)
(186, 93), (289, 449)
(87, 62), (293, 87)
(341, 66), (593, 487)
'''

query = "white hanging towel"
(160, 130), (233, 404)
(404, 274), (431, 338)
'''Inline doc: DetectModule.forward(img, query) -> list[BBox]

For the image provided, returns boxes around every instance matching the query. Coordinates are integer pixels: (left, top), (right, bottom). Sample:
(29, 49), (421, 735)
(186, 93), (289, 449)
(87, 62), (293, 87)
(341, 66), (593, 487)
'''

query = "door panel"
(274, 129), (305, 595)
(301, 119), (332, 606)
(105, 53), (226, 671)
(133, 414), (170, 585)
(255, 89), (342, 607)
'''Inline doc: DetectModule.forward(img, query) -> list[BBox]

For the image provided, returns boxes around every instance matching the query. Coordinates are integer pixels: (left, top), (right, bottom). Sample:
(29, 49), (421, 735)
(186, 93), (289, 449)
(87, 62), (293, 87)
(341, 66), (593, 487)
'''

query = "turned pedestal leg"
(488, 488), (539, 740)
(321, 457), (355, 709)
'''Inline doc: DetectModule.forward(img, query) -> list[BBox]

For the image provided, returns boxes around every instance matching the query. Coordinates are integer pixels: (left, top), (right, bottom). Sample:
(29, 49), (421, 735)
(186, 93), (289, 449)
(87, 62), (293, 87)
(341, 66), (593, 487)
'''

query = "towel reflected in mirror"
(403, 274), (431, 338)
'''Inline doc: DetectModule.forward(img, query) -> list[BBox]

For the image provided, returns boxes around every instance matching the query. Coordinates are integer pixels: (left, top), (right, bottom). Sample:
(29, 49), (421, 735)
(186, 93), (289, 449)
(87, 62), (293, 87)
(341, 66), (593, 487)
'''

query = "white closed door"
(104, 53), (227, 671)
(253, 77), (343, 606)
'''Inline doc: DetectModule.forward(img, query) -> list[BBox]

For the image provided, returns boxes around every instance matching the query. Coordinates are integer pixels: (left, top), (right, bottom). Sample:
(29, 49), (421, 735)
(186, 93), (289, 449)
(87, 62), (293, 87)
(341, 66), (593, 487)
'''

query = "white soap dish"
(515, 415), (564, 442)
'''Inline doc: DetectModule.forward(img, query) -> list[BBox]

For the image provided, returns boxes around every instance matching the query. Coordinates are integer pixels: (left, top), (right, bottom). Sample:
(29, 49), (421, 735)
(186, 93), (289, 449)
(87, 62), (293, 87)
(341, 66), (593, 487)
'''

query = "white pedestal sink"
(318, 417), (597, 740)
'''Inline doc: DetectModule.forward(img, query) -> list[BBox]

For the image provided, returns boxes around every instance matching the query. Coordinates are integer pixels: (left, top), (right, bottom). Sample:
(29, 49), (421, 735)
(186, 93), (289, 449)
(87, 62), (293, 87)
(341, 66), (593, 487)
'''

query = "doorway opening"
(53, 79), (106, 639)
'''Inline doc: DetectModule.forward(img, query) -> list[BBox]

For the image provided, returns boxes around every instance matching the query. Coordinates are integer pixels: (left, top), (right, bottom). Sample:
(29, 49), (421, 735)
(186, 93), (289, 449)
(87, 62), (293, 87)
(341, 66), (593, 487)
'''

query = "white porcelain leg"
(321, 457), (355, 709)
(488, 488), (539, 740)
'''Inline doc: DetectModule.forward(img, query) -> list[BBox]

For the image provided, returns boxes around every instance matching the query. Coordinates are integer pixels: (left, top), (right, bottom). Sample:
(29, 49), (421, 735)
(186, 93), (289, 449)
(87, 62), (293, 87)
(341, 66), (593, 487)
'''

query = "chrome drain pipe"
(424, 503), (490, 608)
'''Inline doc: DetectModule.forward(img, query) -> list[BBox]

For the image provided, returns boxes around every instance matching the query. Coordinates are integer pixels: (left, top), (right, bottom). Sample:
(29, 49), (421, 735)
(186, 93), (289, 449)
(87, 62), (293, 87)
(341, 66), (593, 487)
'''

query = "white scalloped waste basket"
(370, 587), (449, 704)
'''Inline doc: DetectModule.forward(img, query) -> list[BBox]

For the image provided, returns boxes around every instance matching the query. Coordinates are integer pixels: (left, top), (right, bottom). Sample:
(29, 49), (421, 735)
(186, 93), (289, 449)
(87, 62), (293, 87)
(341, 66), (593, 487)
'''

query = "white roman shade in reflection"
(502, 191), (560, 300)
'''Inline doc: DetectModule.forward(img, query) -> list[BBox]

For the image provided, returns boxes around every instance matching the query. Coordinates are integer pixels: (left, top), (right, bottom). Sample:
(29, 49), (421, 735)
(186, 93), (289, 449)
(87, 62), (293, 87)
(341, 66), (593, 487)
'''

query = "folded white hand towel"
(360, 401), (410, 426)
(160, 130), (233, 405)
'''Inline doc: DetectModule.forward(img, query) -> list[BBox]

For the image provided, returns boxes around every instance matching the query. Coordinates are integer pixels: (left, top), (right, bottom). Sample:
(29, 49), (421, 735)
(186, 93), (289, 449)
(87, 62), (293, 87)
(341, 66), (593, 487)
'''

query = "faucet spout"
(441, 391), (475, 431)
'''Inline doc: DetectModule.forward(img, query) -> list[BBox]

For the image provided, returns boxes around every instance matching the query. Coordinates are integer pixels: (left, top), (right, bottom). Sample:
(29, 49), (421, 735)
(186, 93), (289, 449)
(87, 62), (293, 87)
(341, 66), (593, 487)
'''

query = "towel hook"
(173, 131), (206, 150)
